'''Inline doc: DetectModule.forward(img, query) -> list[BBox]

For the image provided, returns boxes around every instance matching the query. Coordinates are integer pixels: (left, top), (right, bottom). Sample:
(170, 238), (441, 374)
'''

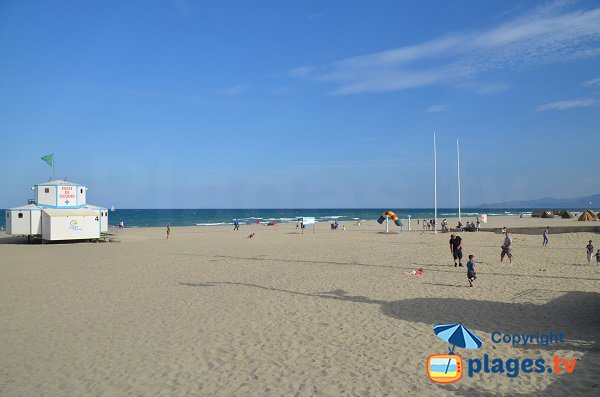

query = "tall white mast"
(457, 138), (461, 223)
(434, 132), (437, 234)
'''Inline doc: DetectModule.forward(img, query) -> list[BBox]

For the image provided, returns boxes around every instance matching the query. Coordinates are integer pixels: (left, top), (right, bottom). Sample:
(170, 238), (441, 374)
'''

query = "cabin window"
(18, 213), (23, 218)
(80, 188), (83, 193)
(45, 188), (49, 193)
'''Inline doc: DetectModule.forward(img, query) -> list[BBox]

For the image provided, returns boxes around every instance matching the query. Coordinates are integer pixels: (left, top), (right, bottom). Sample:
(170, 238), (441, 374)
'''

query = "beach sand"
(1, 216), (599, 396)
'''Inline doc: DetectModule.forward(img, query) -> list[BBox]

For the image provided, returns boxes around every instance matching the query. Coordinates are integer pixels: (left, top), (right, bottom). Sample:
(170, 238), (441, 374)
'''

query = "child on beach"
(501, 232), (513, 264)
(467, 255), (477, 287)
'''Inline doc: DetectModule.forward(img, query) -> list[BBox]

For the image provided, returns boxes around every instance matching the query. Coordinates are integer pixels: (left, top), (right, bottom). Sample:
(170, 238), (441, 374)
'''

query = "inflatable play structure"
(377, 210), (402, 233)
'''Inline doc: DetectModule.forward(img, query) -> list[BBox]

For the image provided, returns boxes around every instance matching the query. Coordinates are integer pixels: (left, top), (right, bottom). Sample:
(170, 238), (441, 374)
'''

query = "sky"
(1, 0), (599, 208)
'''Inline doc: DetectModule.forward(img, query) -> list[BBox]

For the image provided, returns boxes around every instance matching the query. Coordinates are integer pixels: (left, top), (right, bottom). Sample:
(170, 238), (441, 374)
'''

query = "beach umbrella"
(433, 323), (482, 354)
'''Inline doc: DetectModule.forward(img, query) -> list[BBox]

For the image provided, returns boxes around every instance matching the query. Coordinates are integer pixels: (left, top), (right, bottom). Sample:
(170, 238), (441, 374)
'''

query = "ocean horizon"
(3, 207), (589, 229)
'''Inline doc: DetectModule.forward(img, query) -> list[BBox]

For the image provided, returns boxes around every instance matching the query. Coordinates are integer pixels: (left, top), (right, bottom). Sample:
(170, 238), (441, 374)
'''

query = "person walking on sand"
(501, 232), (513, 264)
(586, 240), (594, 264)
(543, 227), (549, 246)
(595, 249), (600, 265)
(449, 234), (463, 267)
(166, 224), (170, 239)
(233, 220), (240, 231)
(467, 255), (477, 287)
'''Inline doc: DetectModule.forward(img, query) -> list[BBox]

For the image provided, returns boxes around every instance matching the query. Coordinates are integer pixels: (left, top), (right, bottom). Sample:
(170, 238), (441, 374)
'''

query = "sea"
(0, 208), (541, 229)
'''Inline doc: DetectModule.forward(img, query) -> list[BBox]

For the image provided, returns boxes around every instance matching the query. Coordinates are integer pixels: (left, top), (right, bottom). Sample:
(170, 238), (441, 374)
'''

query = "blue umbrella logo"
(434, 323), (483, 354)
(432, 323), (482, 378)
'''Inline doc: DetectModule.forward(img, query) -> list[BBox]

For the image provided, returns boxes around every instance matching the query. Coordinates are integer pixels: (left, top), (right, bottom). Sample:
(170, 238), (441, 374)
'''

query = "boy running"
(467, 255), (477, 287)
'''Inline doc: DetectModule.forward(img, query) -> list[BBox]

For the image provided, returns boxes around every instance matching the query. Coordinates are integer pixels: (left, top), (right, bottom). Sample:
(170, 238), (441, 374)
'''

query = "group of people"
(447, 227), (599, 287)
(421, 219), (436, 231)
(543, 228), (598, 265)
(438, 218), (480, 233)
(449, 233), (478, 287)
(586, 240), (600, 265)
(448, 229), (514, 287)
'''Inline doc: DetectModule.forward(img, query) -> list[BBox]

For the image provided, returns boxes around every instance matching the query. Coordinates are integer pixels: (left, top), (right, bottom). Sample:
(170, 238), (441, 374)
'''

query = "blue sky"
(1, 0), (599, 208)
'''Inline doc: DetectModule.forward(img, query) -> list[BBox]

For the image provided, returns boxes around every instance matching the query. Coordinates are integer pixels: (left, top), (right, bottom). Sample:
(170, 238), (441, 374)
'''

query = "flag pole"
(434, 132), (437, 234)
(457, 139), (461, 223)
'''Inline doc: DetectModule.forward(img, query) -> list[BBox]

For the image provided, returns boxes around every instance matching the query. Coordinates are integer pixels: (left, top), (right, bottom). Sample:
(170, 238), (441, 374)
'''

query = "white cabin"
(6, 180), (108, 241)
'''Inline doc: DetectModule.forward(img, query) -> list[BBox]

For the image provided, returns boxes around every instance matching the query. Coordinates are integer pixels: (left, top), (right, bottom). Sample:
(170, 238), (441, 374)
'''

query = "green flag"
(41, 153), (54, 167)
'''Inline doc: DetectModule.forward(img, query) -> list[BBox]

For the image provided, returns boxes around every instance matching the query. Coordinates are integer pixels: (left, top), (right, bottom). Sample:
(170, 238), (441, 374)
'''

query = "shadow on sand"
(0, 236), (41, 245)
(177, 252), (600, 282)
(181, 281), (600, 396)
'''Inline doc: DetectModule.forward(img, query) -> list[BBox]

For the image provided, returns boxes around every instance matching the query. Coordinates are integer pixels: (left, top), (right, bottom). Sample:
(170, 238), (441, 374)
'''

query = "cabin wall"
(7, 210), (30, 235)
(100, 210), (108, 233)
(42, 212), (101, 240)
(35, 185), (57, 206)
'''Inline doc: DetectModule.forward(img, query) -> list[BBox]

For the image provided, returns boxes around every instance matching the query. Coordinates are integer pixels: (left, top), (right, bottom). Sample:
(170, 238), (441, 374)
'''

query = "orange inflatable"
(377, 211), (402, 226)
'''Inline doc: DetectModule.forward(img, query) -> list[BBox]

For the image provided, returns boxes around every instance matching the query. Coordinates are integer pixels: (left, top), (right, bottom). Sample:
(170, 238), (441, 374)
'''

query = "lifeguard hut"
(5, 180), (108, 241)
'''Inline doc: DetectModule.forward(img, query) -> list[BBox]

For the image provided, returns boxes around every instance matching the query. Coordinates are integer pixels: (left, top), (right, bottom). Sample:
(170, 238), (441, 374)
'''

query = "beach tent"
(578, 210), (597, 222)
(561, 211), (574, 219)
(541, 211), (555, 218)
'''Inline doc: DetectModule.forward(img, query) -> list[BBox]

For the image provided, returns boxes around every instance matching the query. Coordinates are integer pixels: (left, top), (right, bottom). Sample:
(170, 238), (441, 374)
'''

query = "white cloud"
(216, 84), (249, 96)
(288, 66), (316, 78)
(291, 3), (600, 95)
(425, 104), (450, 113)
(536, 97), (599, 111)
(582, 77), (600, 87)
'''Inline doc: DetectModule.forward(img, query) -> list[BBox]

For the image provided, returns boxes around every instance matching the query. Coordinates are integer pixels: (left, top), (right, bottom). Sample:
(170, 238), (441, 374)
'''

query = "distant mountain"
(476, 194), (600, 209)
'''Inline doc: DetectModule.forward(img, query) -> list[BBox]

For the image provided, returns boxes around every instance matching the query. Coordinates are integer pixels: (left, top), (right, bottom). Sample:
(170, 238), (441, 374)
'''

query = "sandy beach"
(1, 216), (599, 396)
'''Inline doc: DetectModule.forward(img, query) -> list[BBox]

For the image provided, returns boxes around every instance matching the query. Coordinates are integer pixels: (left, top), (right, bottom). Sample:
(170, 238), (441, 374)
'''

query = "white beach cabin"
(6, 180), (108, 241)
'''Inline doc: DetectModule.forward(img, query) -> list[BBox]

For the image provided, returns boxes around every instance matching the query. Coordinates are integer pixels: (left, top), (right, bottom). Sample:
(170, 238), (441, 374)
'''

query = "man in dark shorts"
(449, 234), (463, 267)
